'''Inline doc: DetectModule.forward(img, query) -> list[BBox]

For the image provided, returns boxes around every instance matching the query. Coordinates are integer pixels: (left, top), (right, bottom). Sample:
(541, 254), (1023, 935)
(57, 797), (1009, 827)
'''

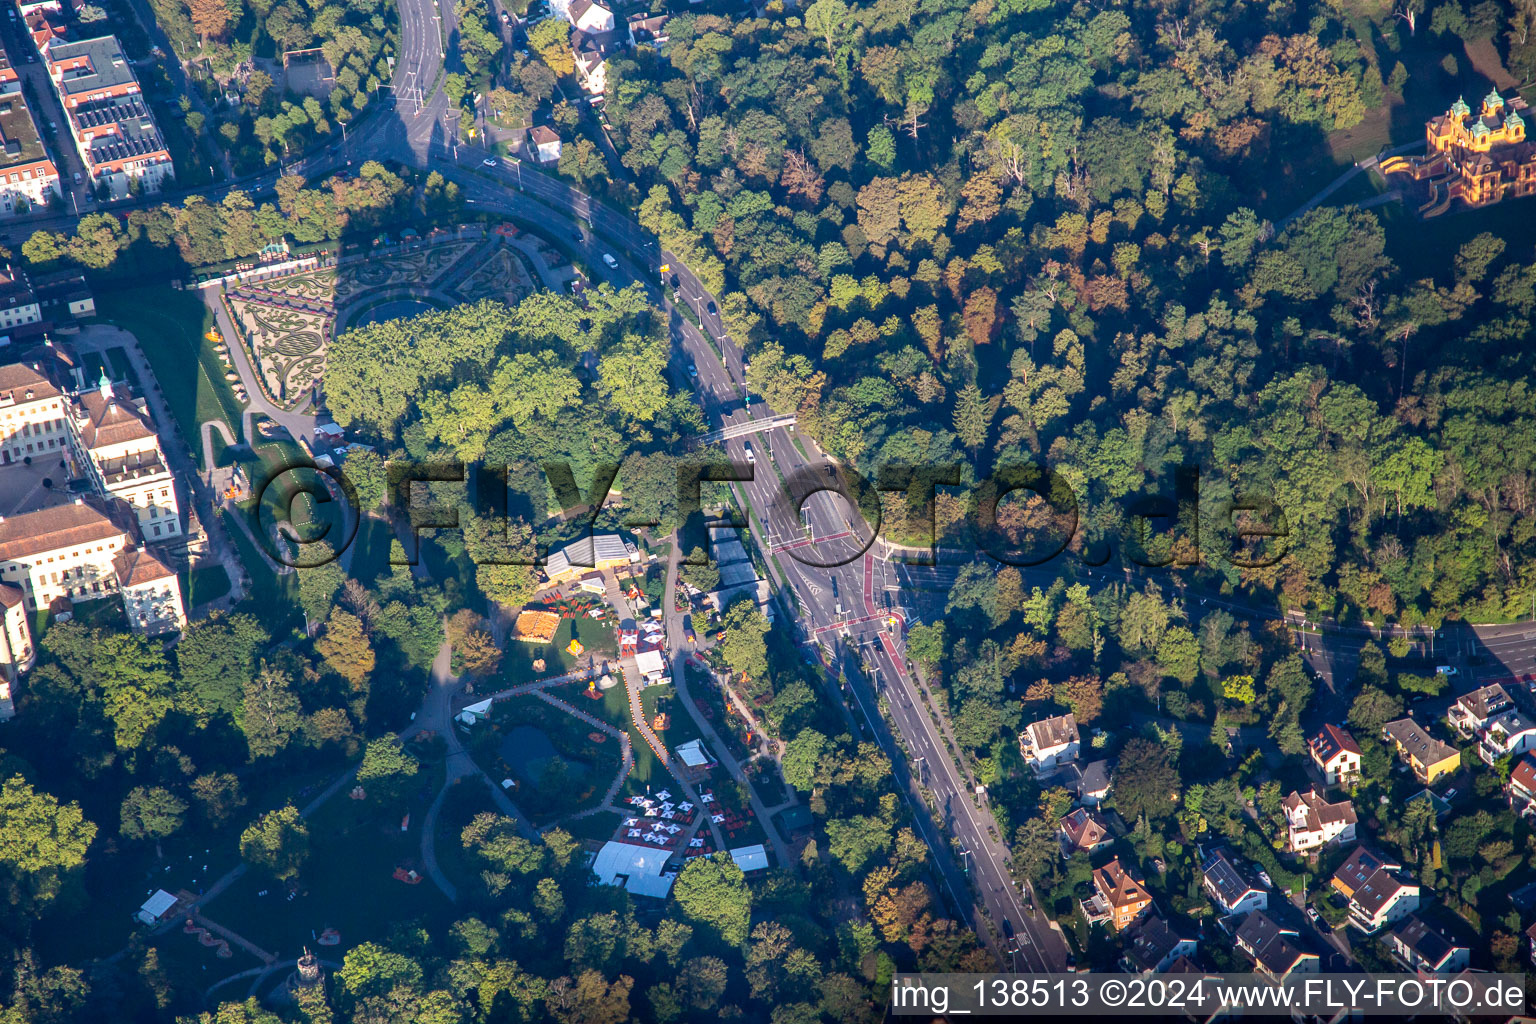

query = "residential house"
(1508, 756), (1536, 817)
(1382, 717), (1460, 784)
(1019, 712), (1080, 776)
(1526, 920), (1536, 968)
(1234, 911), (1319, 982)
(528, 125), (562, 165)
(571, 31), (618, 95)
(68, 373), (182, 542)
(1120, 913), (1197, 974)
(625, 12), (669, 48)
(1059, 807), (1112, 857)
(1332, 847), (1420, 934)
(565, 0), (614, 31)
(1447, 682), (1517, 737)
(1078, 758), (1111, 807)
(44, 36), (174, 198)
(0, 41), (59, 217)
(1309, 723), (1362, 786)
(1201, 850), (1267, 919)
(0, 495), (184, 632)
(1388, 915), (1469, 975)
(1281, 788), (1358, 853)
(1089, 857), (1152, 932)
(1476, 707), (1536, 766)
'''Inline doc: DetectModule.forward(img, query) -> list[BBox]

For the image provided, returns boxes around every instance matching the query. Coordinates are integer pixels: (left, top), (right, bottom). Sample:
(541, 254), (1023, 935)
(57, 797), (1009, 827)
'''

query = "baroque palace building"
(1382, 91), (1536, 215)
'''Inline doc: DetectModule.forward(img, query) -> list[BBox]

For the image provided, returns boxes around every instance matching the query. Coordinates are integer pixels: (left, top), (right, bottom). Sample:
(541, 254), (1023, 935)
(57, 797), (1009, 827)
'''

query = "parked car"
(1436, 665), (1458, 675)
(1306, 907), (1320, 924)
(602, 253), (618, 269)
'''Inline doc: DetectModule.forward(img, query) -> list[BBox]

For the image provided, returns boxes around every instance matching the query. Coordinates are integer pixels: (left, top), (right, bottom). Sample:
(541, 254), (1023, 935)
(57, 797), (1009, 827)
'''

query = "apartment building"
(1382, 717), (1461, 784)
(68, 373), (181, 540)
(1477, 707), (1536, 766)
(0, 361), (68, 464)
(1019, 712), (1080, 776)
(0, 41), (59, 217)
(1448, 682), (1518, 737)
(44, 36), (173, 198)
(0, 494), (183, 632)
(1332, 846), (1420, 934)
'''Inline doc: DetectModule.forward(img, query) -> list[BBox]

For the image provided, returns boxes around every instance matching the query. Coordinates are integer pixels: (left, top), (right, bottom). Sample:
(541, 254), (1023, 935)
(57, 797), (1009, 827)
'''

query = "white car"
(743, 441), (755, 464)
(602, 253), (618, 269)
(482, 157), (499, 167)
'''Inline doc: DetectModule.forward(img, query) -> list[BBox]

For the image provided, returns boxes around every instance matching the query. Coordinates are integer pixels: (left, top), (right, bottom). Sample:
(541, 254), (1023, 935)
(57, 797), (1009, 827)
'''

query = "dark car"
(573, 229), (584, 243)
(706, 300), (717, 315)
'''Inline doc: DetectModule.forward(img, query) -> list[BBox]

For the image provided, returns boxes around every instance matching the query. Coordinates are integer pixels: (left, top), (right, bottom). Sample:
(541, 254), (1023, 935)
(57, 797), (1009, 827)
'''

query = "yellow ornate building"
(1381, 91), (1536, 215)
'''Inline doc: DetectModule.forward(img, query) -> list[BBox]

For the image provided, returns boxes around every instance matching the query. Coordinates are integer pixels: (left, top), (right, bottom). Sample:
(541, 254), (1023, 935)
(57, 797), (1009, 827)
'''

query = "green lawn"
(497, 612), (616, 687)
(207, 773), (452, 967)
(643, 684), (705, 751)
(568, 679), (668, 795)
(91, 286), (245, 466)
(221, 505), (302, 635)
(179, 564), (233, 609)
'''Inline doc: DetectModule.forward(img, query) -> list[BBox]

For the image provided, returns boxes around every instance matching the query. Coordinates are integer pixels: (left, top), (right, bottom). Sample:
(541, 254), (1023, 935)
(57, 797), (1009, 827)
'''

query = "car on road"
(572, 229), (584, 243)
(669, 275), (679, 289)
(71, 171), (80, 184)
(706, 300), (717, 314)
(482, 157), (498, 167)
(743, 441), (755, 464)
(687, 362), (697, 378)
(602, 253), (618, 269)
